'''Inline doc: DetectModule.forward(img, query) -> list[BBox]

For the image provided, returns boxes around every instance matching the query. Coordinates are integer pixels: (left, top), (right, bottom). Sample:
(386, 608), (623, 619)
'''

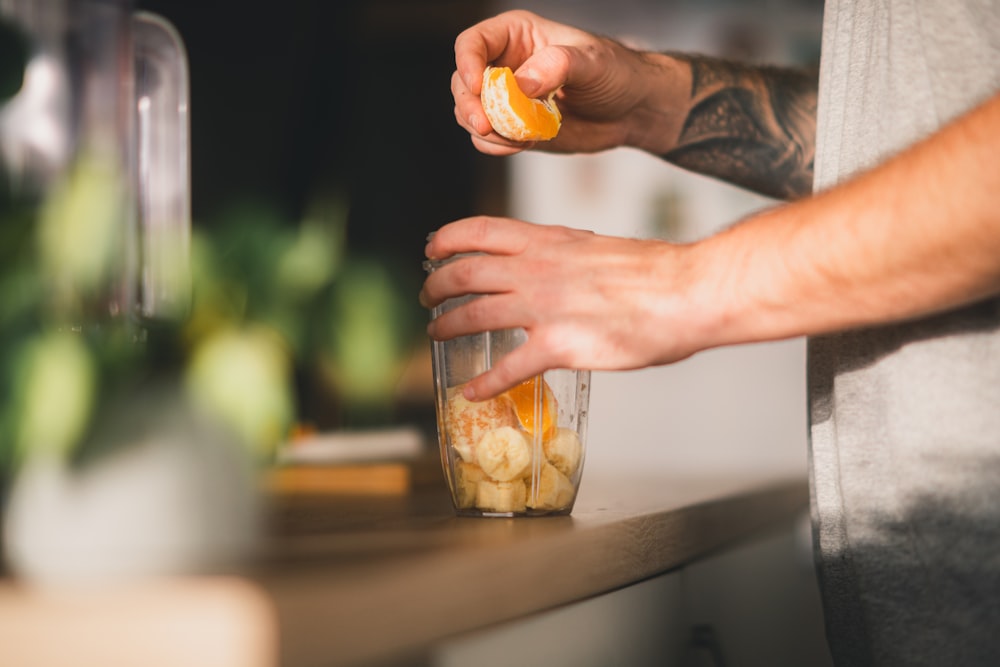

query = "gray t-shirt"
(809, 1), (1000, 665)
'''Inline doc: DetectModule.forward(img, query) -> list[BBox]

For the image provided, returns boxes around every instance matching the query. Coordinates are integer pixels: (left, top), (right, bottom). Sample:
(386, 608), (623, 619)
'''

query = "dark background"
(133, 0), (505, 429)
(135, 0), (504, 248)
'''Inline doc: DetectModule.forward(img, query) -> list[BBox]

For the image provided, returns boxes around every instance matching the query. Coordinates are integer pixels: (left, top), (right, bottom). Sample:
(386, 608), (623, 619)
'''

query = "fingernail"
(463, 384), (478, 401)
(518, 70), (541, 96)
(469, 114), (485, 135)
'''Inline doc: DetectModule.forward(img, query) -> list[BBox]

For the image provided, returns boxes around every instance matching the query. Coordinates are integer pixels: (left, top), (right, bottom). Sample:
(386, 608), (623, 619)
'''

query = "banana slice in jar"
(445, 386), (517, 464)
(543, 427), (583, 478)
(454, 460), (488, 509)
(527, 462), (576, 510)
(476, 425), (532, 482)
(477, 479), (528, 513)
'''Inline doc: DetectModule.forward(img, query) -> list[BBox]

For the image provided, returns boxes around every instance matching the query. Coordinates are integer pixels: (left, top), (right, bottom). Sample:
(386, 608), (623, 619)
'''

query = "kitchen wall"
(492, 0), (824, 477)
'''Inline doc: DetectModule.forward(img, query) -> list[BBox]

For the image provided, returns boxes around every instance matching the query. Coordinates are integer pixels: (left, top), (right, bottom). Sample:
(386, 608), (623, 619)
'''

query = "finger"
(453, 27), (488, 95)
(452, 70), (539, 152)
(426, 216), (553, 261)
(470, 133), (532, 156)
(453, 102), (522, 152)
(421, 253), (521, 309)
(514, 44), (573, 98)
(456, 10), (569, 94)
(531, 43), (606, 94)
(471, 136), (522, 154)
(454, 15), (526, 95)
(462, 342), (552, 400)
(451, 70), (491, 137)
(426, 292), (525, 340)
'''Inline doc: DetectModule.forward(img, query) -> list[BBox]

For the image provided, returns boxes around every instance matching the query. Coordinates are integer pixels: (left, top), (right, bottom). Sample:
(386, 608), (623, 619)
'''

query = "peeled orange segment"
(481, 66), (562, 142)
(501, 375), (558, 441)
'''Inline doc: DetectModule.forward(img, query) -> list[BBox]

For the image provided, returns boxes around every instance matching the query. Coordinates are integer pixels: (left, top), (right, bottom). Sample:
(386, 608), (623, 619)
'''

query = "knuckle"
(450, 258), (477, 291)
(468, 215), (495, 244)
(534, 328), (575, 367)
(462, 295), (491, 325)
(543, 46), (572, 74)
(506, 9), (537, 22)
(420, 274), (439, 298)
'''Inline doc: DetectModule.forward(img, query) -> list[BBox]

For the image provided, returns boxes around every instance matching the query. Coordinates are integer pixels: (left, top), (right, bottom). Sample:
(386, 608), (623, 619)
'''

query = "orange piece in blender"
(502, 375), (558, 440)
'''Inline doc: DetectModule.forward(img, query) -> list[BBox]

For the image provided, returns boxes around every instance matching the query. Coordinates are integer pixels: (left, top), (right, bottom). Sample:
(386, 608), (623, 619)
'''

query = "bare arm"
(423, 92), (1000, 400)
(690, 91), (1000, 348)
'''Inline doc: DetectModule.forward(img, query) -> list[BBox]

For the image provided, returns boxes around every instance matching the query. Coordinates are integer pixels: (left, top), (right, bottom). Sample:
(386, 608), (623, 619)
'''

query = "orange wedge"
(481, 66), (562, 142)
(501, 375), (558, 440)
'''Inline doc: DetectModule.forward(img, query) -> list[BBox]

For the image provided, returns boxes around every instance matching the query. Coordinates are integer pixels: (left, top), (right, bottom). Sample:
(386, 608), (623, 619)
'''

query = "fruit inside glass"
(425, 257), (590, 517)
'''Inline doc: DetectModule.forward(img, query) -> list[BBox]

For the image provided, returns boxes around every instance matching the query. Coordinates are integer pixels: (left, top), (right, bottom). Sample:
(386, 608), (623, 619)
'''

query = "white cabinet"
(434, 514), (834, 667)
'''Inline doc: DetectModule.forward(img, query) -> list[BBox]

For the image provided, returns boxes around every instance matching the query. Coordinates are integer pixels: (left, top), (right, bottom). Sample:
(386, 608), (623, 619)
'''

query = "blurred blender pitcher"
(0, 0), (190, 321)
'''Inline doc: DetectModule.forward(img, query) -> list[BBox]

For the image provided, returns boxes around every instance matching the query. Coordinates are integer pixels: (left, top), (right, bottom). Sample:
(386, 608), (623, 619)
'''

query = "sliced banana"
(543, 427), (582, 478)
(527, 462), (576, 510)
(476, 479), (527, 513)
(453, 460), (487, 509)
(476, 425), (532, 482)
(445, 386), (517, 463)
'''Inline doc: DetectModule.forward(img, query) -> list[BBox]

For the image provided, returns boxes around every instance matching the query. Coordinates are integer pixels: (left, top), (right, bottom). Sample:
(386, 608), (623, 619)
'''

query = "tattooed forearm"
(662, 55), (817, 200)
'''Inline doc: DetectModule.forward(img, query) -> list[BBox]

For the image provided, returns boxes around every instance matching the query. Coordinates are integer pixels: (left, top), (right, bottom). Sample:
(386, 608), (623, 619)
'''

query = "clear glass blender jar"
(0, 0), (190, 323)
(425, 255), (590, 517)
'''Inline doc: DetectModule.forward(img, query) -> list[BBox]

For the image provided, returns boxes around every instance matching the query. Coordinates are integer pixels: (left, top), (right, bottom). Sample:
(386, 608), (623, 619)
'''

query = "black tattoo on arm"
(662, 55), (817, 200)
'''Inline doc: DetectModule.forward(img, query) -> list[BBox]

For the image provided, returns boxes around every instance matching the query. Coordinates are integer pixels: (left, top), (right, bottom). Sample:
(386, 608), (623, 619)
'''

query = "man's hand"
(452, 10), (690, 157)
(452, 11), (817, 200)
(421, 216), (710, 399)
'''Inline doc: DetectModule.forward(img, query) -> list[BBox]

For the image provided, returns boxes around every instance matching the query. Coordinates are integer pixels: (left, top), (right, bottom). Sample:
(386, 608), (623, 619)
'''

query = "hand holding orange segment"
(481, 66), (562, 142)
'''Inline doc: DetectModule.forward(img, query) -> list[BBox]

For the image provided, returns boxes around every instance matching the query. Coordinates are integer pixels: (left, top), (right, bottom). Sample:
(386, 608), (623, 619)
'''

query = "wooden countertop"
(0, 457), (808, 667)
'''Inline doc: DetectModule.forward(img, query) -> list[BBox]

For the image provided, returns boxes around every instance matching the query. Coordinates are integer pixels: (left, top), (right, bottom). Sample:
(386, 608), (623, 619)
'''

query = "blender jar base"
(454, 507), (575, 519)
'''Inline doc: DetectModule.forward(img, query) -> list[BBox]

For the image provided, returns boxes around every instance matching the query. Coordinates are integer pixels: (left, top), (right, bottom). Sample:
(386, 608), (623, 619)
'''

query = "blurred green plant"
(322, 255), (413, 426)
(192, 196), (420, 431)
(1, 150), (421, 488)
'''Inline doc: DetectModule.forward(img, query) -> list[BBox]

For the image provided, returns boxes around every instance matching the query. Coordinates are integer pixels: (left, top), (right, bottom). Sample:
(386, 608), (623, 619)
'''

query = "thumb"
(514, 44), (573, 98)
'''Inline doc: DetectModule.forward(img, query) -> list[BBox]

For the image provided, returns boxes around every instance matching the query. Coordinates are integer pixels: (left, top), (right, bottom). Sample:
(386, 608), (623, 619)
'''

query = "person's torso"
(809, 1), (1000, 665)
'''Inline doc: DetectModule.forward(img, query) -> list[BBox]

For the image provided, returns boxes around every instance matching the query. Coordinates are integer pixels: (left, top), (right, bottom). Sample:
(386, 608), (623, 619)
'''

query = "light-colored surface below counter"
(0, 462), (811, 667)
